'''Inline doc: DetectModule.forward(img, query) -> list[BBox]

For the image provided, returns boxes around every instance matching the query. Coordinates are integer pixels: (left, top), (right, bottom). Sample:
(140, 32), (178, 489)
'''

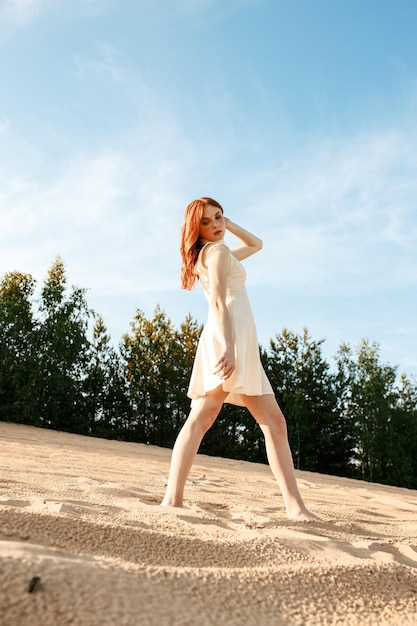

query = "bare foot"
(287, 508), (324, 522)
(160, 497), (183, 508)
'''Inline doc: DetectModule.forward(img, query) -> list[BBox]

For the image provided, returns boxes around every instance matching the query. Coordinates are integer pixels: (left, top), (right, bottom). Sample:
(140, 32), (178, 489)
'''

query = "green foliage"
(335, 340), (417, 487)
(395, 374), (417, 487)
(83, 315), (132, 439)
(34, 257), (93, 433)
(200, 402), (267, 463)
(0, 271), (37, 423)
(121, 306), (201, 446)
(265, 328), (353, 475)
(1, 259), (417, 488)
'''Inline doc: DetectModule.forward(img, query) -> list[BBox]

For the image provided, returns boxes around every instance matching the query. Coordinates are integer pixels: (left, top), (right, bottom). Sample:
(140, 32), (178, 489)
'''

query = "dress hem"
(188, 389), (275, 408)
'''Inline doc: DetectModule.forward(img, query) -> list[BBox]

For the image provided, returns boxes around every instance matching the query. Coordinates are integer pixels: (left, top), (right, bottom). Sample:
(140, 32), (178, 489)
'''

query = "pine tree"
(266, 328), (353, 475)
(335, 339), (407, 485)
(84, 315), (132, 438)
(0, 271), (37, 423)
(35, 257), (92, 432)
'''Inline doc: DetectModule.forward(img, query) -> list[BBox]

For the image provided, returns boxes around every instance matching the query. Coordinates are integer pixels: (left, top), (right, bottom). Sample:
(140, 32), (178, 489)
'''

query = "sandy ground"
(0, 422), (416, 626)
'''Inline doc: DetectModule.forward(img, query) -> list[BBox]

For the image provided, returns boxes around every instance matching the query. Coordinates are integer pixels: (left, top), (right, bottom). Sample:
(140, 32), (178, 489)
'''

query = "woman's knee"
(190, 412), (217, 435)
(262, 411), (288, 439)
(253, 402), (286, 431)
(187, 398), (223, 433)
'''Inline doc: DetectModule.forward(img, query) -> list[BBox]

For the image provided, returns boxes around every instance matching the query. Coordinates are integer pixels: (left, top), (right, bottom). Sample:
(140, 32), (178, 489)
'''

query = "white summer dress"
(187, 241), (274, 407)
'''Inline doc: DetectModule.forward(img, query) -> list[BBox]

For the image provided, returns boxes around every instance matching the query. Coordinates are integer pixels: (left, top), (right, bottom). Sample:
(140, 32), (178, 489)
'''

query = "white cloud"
(3, 116), (416, 307)
(242, 127), (417, 296)
(73, 44), (130, 84)
(0, 111), (197, 301)
(0, 0), (258, 32)
(0, 0), (112, 31)
(1, 25), (416, 369)
(0, 116), (11, 134)
(0, 0), (61, 28)
(173, 0), (261, 15)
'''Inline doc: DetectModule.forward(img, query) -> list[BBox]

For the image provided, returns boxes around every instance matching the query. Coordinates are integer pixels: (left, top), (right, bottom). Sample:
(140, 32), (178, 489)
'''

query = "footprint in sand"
(277, 527), (417, 570)
(188, 474), (228, 488)
(0, 498), (32, 508)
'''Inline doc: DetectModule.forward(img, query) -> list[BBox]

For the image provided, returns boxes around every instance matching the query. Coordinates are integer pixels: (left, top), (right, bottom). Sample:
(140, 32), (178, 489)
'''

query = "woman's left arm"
(225, 218), (263, 261)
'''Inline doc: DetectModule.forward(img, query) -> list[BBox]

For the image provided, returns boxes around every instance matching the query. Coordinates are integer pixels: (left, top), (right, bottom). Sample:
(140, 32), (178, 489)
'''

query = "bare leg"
(243, 394), (321, 521)
(161, 387), (227, 507)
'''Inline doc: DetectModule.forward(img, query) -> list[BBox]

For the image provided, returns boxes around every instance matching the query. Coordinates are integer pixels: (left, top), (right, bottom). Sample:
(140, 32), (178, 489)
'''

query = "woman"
(161, 197), (320, 521)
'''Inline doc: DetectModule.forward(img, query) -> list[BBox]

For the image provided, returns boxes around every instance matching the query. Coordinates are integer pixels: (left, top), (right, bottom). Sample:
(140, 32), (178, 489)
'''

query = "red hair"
(180, 197), (223, 290)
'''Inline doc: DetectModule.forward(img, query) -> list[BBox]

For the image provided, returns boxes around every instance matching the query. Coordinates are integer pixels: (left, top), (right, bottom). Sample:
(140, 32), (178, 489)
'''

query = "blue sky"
(1, 0), (416, 377)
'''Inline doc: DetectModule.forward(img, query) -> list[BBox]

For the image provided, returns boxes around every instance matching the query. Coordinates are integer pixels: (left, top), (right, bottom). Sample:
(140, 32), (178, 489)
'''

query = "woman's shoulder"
(200, 241), (231, 259)
(199, 241), (230, 268)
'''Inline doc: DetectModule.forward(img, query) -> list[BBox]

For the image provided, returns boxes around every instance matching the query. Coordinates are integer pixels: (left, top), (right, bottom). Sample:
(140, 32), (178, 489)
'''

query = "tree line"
(1, 258), (416, 488)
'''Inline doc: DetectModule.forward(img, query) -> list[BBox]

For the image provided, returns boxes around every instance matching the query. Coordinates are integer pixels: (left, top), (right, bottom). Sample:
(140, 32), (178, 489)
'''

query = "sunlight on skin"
(161, 202), (324, 522)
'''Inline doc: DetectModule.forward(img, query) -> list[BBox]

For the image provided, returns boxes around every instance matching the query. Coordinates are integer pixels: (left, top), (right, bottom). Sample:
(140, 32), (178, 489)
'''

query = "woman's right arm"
(205, 244), (235, 380)
(225, 218), (263, 261)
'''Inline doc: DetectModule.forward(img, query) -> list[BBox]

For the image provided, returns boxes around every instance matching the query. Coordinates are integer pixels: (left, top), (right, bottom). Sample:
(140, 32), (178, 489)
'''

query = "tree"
(2, 258), (416, 488)
(199, 401), (267, 463)
(35, 257), (92, 433)
(335, 339), (410, 485)
(394, 374), (417, 487)
(265, 328), (352, 475)
(83, 315), (132, 438)
(122, 306), (196, 446)
(172, 313), (203, 433)
(0, 271), (37, 423)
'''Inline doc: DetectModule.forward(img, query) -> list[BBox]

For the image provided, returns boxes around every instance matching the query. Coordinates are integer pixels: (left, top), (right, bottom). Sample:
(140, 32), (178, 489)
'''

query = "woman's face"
(199, 204), (225, 243)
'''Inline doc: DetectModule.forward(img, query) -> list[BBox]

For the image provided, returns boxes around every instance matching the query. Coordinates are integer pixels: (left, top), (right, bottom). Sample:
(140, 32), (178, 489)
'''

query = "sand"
(0, 422), (416, 625)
